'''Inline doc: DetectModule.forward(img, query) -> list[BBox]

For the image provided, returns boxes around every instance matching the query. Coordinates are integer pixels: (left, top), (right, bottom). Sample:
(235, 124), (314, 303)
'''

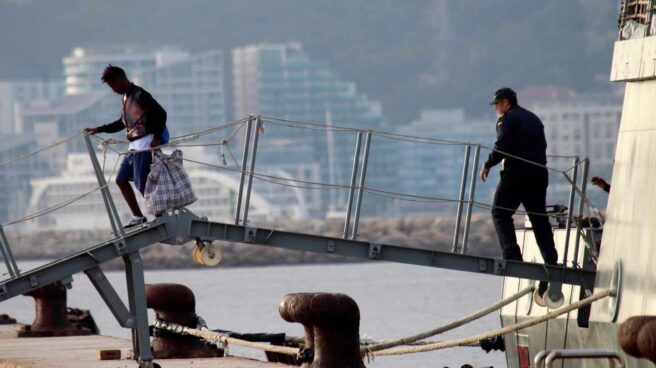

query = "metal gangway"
(0, 115), (599, 368)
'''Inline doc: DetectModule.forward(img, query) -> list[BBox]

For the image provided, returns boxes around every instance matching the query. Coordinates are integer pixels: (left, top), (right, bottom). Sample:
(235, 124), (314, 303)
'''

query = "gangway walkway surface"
(0, 117), (599, 368)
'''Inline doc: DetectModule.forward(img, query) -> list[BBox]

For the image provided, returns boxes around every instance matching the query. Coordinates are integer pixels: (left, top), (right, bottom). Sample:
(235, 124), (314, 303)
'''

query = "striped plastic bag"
(144, 150), (197, 216)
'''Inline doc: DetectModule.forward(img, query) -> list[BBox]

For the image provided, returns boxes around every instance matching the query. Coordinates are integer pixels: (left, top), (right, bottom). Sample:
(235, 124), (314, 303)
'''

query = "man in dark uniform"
(480, 87), (558, 269)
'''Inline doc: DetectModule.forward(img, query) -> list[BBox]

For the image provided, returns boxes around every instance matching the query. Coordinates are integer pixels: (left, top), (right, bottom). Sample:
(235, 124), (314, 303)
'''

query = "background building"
(18, 47), (228, 174)
(19, 92), (115, 173)
(0, 134), (46, 224)
(0, 80), (64, 135)
(527, 88), (623, 208)
(393, 109), (497, 215)
(62, 47), (228, 135)
(132, 50), (227, 136)
(63, 46), (165, 95)
(232, 43), (388, 217)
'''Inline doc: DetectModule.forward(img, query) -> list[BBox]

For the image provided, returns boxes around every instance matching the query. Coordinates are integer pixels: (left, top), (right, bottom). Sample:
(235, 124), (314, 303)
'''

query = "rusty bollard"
(279, 293), (364, 368)
(619, 315), (656, 362)
(18, 281), (94, 337)
(146, 283), (223, 359)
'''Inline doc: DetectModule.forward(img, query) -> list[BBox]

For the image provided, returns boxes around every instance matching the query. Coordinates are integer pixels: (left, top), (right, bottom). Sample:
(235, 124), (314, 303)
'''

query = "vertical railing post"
(562, 157), (580, 268)
(242, 116), (261, 226)
(0, 225), (19, 277)
(461, 144), (480, 254)
(234, 115), (254, 225)
(645, 0), (655, 37)
(85, 134), (125, 239)
(452, 144), (471, 252)
(619, 0), (631, 40)
(572, 158), (589, 267)
(342, 131), (363, 239)
(350, 131), (372, 240)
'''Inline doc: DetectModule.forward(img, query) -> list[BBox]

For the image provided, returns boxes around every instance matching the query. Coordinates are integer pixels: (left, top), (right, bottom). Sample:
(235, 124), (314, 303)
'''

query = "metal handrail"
(242, 116), (262, 226)
(85, 134), (126, 241)
(460, 144), (480, 254)
(0, 225), (19, 278)
(451, 144), (471, 252)
(350, 131), (372, 240)
(234, 115), (253, 225)
(535, 349), (624, 368)
(232, 113), (594, 261)
(561, 157), (579, 268)
(342, 131), (363, 239)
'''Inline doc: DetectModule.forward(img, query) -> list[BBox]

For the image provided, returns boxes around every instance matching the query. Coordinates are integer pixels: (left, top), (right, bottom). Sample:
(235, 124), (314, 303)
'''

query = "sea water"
(1, 261), (506, 367)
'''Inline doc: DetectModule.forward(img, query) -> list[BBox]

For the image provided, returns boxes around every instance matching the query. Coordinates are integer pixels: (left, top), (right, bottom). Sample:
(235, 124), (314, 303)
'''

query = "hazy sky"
(0, 0), (619, 121)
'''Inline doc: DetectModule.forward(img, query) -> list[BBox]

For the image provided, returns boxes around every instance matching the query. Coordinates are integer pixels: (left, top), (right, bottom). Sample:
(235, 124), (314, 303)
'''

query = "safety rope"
(0, 114), (602, 231)
(0, 120), (245, 227)
(261, 116), (578, 168)
(261, 116), (361, 132)
(370, 130), (469, 146)
(181, 155), (573, 220)
(95, 118), (249, 156)
(1, 138), (122, 228)
(261, 116), (579, 163)
(2, 185), (106, 227)
(370, 288), (615, 357)
(0, 132), (84, 169)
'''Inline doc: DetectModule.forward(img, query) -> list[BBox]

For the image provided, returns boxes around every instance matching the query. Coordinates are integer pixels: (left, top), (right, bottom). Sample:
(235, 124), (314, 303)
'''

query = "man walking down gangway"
(480, 87), (559, 306)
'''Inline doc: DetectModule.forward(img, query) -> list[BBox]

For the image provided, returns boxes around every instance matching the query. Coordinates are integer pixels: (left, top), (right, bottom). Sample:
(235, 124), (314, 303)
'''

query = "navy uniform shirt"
(483, 105), (547, 172)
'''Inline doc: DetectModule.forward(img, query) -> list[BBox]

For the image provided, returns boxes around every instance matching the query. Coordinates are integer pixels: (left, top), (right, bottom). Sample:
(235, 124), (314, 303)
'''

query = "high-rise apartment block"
(0, 80), (64, 135)
(394, 109), (497, 215)
(62, 47), (227, 135)
(232, 43), (387, 216)
(529, 92), (623, 206)
(0, 134), (45, 224)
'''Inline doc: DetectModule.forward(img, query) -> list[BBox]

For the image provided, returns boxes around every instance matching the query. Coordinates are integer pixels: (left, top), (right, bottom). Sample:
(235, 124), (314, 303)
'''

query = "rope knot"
(297, 346), (314, 363)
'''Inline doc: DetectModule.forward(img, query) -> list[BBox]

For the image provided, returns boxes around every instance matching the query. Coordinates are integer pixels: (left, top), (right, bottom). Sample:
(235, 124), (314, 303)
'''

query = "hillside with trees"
(0, 0), (618, 122)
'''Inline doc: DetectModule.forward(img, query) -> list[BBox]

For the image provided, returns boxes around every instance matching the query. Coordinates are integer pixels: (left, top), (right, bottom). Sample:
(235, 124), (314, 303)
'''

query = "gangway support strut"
(124, 251), (153, 363)
(85, 266), (132, 328)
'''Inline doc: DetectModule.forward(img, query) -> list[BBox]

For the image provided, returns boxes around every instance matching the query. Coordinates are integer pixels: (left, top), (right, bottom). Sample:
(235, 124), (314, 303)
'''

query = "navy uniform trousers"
(491, 167), (558, 265)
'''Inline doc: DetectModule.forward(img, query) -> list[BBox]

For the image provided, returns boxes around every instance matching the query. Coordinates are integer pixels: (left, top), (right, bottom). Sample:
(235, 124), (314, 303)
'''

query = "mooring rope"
(369, 288), (616, 357)
(153, 288), (615, 359)
(152, 319), (299, 356)
(363, 285), (534, 352)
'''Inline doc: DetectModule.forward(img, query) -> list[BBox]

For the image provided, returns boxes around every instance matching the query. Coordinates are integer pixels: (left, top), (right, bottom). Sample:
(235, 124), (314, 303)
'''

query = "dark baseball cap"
(489, 87), (517, 105)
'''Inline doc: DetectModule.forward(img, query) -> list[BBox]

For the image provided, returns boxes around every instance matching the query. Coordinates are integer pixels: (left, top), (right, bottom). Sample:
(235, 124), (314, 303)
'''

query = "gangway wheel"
(534, 281), (565, 309)
(545, 289), (565, 309)
(192, 239), (222, 267)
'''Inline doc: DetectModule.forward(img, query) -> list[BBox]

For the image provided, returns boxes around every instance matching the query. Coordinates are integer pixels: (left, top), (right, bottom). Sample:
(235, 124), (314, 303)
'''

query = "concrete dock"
(0, 325), (282, 368)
